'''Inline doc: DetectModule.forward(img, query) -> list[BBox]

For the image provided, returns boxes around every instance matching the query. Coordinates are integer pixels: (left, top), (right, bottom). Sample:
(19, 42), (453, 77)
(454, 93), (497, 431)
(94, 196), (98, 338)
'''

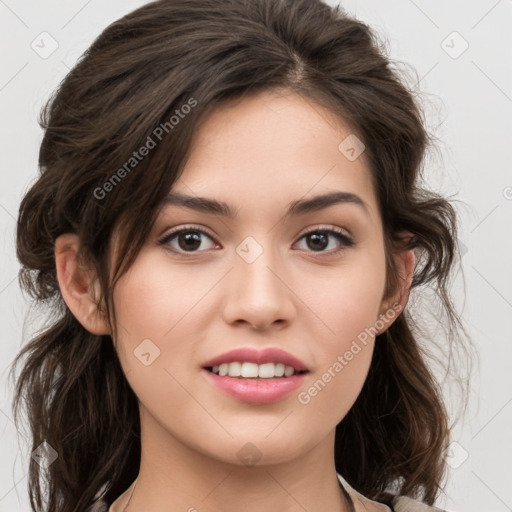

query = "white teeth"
(241, 362), (259, 378)
(274, 363), (285, 377)
(227, 361), (241, 377)
(258, 362), (275, 378)
(209, 362), (300, 378)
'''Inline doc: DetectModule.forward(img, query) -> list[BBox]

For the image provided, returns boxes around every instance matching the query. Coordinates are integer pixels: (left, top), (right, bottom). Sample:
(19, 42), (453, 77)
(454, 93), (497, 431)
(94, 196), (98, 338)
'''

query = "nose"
(221, 245), (295, 331)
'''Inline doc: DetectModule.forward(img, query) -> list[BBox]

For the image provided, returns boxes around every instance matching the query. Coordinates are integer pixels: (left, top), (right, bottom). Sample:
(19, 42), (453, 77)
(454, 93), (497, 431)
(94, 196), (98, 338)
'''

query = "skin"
(55, 89), (415, 512)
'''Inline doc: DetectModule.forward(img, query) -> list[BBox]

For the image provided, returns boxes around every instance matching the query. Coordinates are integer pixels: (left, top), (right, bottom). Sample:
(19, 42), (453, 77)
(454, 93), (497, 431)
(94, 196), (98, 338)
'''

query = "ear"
(55, 233), (111, 336)
(375, 232), (416, 335)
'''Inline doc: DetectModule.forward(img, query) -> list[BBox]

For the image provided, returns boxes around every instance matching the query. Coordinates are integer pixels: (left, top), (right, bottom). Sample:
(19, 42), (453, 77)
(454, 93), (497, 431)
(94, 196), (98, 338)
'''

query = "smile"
(201, 347), (309, 403)
(207, 361), (307, 378)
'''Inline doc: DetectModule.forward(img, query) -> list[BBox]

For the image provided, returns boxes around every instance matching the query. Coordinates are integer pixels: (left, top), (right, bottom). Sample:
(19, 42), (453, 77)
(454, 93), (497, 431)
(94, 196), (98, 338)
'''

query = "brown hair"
(10, 0), (471, 511)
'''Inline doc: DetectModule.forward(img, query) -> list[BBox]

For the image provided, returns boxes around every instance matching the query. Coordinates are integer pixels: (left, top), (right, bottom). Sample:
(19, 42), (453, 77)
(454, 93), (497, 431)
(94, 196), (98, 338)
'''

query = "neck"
(110, 408), (353, 512)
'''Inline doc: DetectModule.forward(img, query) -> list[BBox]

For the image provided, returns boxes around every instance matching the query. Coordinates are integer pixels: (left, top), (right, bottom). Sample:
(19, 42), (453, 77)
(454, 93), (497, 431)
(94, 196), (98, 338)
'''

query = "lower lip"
(202, 369), (307, 404)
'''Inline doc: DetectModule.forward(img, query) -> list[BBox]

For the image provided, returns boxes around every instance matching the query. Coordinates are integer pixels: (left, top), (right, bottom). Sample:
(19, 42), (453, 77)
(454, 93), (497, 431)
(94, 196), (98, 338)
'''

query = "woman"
(11, 0), (470, 511)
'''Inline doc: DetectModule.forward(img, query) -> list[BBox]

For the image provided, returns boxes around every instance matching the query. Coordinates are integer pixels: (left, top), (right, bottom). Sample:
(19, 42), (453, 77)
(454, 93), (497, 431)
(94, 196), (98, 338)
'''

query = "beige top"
(86, 473), (447, 512)
(336, 474), (446, 512)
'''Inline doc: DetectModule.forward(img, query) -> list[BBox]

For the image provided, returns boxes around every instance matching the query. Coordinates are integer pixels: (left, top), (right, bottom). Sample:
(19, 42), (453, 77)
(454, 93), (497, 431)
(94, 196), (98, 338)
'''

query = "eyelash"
(157, 224), (355, 258)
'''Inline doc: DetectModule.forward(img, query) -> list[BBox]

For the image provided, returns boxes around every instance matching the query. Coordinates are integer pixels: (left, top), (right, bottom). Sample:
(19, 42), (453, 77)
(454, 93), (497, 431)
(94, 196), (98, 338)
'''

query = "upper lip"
(202, 348), (309, 372)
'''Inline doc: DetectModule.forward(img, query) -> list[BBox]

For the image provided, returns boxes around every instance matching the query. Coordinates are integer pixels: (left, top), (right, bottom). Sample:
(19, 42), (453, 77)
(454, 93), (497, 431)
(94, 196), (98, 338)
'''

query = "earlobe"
(55, 233), (111, 336)
(376, 244), (416, 335)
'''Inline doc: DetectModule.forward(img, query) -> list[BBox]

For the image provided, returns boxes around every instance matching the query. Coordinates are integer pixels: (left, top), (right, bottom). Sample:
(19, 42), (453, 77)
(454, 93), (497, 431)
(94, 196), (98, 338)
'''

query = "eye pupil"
(307, 232), (328, 251)
(179, 231), (202, 251)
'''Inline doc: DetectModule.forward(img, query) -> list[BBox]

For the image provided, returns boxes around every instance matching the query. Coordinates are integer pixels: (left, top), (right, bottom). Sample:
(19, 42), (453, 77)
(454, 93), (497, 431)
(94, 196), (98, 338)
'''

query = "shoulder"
(337, 473), (448, 512)
(392, 495), (447, 512)
(89, 478), (449, 512)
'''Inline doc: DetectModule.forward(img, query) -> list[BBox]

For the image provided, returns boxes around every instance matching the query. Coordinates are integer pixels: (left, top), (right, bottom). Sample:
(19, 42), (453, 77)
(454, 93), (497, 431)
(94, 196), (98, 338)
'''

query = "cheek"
(110, 258), (208, 420)
(110, 252), (210, 379)
(298, 346), (373, 427)
(293, 247), (385, 417)
(297, 244), (387, 347)
(296, 292), (379, 429)
(112, 250), (212, 340)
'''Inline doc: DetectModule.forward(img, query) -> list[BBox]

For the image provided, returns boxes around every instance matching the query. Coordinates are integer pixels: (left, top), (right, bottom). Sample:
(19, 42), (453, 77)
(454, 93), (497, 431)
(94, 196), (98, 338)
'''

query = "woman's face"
(111, 89), (395, 467)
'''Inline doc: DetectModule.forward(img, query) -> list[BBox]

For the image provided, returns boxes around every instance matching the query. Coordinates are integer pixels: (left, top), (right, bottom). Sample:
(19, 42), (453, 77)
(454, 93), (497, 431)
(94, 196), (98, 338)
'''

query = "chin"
(199, 434), (312, 468)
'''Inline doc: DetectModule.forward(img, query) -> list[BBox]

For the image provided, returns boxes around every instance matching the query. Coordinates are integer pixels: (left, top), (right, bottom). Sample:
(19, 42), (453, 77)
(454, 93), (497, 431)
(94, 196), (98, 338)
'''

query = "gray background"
(1, 1), (511, 511)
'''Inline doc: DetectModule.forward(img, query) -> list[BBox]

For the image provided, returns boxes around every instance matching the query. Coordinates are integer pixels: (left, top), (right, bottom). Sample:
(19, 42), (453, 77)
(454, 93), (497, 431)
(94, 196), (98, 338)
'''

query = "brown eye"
(305, 232), (329, 251)
(158, 227), (218, 254)
(295, 228), (355, 255)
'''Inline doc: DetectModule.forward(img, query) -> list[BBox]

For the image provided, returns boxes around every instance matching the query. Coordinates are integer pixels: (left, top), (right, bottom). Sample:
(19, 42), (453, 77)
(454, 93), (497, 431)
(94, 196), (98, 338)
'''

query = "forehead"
(174, 90), (380, 223)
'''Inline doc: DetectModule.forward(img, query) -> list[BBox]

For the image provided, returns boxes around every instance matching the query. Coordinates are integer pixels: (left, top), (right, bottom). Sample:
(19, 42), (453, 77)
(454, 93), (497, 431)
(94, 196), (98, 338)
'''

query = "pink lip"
(202, 369), (307, 404)
(201, 347), (309, 404)
(202, 347), (308, 372)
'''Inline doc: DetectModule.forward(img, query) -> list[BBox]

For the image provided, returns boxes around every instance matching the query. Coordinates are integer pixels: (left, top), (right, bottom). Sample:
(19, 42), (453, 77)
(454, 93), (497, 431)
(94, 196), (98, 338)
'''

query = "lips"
(202, 347), (309, 373)
(201, 348), (309, 404)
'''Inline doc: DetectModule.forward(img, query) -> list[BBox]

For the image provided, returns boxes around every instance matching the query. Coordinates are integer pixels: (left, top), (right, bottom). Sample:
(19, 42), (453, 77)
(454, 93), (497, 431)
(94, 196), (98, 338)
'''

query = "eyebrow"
(163, 190), (369, 218)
